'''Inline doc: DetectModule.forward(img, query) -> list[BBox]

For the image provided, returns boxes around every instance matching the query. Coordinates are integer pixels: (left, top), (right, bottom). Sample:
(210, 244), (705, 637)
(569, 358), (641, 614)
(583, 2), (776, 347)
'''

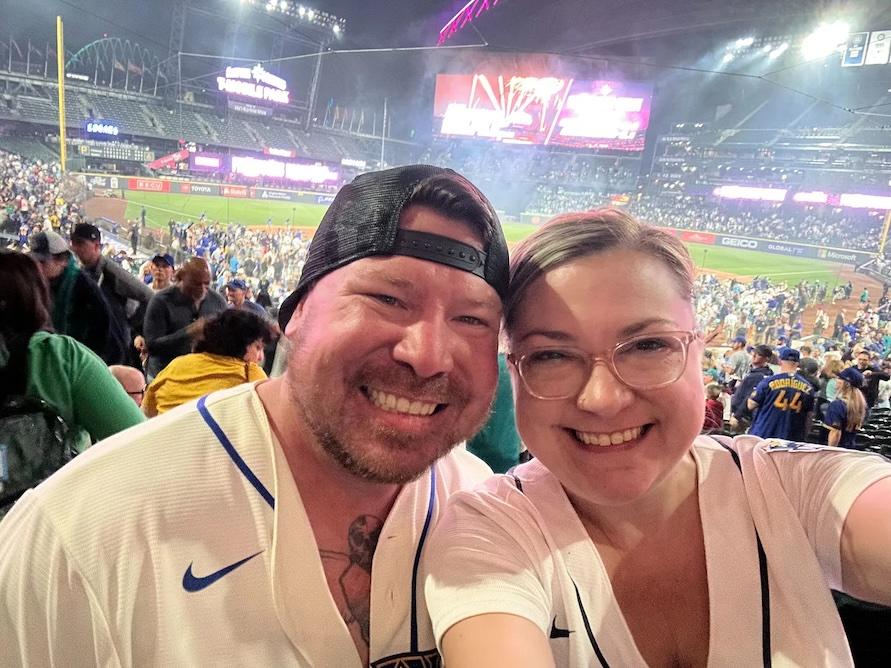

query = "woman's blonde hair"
(821, 358), (844, 378)
(505, 208), (695, 333)
(836, 379), (867, 432)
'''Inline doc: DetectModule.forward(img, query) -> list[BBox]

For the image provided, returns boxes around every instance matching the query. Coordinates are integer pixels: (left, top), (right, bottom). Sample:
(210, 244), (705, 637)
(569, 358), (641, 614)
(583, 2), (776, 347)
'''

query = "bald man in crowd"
(109, 365), (147, 408)
(142, 258), (226, 378)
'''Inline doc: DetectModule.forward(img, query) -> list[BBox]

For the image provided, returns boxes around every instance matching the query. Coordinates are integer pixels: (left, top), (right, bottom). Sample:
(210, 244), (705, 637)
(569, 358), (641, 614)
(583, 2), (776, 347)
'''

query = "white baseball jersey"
(425, 436), (891, 667)
(0, 383), (490, 667)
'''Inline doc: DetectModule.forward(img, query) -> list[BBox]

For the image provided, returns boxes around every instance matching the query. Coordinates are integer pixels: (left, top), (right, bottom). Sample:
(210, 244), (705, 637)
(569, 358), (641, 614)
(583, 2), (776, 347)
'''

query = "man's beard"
(286, 353), (492, 485)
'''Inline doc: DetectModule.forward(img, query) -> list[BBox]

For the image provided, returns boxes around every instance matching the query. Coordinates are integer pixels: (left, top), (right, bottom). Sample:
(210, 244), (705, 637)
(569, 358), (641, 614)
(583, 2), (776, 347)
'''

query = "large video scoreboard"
(433, 73), (653, 152)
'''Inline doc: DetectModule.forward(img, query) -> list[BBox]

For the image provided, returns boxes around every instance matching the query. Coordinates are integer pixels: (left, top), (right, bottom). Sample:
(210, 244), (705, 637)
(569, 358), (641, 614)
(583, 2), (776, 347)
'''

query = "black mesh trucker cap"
(278, 165), (509, 330)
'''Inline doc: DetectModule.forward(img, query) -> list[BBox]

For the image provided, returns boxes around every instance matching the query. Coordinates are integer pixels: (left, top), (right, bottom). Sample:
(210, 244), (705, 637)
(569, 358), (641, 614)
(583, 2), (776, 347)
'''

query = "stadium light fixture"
(248, 1), (346, 34)
(769, 42), (789, 59)
(801, 20), (849, 60)
(721, 52), (735, 65)
(736, 37), (755, 47)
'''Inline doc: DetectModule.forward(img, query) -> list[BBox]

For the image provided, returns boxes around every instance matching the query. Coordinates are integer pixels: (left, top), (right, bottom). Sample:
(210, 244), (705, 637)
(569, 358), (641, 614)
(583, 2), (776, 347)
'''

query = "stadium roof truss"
(66, 38), (165, 94)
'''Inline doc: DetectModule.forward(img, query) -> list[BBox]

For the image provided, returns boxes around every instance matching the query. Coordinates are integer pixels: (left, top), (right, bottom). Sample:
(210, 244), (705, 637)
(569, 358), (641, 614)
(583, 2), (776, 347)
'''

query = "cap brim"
(278, 290), (301, 331)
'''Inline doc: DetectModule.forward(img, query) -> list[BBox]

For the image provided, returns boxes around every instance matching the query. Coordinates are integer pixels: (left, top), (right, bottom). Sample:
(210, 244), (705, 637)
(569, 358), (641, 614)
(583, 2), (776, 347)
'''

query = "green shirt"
(467, 354), (521, 473)
(26, 331), (146, 451)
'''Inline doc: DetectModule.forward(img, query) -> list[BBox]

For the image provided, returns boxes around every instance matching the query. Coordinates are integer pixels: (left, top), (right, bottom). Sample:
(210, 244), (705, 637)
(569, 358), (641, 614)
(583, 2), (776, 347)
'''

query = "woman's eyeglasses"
(509, 331), (700, 400)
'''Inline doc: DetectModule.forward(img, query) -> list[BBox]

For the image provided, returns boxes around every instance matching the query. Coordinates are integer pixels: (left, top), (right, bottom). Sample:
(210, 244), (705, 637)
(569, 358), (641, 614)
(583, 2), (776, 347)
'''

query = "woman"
(876, 360), (891, 410)
(816, 357), (844, 419)
(0, 249), (145, 451)
(142, 308), (272, 416)
(702, 383), (724, 433)
(423, 209), (891, 667)
(825, 367), (867, 449)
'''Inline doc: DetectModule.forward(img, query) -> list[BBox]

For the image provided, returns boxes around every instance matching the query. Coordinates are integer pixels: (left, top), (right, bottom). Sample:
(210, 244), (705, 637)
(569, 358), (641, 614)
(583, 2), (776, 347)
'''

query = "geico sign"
(720, 238), (758, 249)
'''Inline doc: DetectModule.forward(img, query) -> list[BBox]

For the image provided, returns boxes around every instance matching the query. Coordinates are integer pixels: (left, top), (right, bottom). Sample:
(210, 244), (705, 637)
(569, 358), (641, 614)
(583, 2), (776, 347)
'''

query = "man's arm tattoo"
(319, 514), (384, 646)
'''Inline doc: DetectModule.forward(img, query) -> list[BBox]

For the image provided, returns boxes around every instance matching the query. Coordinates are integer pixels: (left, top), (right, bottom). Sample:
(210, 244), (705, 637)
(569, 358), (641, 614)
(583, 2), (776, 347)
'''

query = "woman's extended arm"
(841, 477), (891, 605)
(441, 614), (555, 668)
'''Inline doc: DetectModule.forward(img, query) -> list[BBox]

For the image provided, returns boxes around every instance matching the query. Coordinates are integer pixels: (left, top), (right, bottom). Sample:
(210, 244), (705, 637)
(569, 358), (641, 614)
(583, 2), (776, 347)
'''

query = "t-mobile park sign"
(217, 64), (290, 105)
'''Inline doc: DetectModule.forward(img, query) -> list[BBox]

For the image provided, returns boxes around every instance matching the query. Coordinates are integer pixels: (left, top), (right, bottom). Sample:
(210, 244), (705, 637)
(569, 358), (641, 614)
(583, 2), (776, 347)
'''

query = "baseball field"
(121, 190), (854, 286)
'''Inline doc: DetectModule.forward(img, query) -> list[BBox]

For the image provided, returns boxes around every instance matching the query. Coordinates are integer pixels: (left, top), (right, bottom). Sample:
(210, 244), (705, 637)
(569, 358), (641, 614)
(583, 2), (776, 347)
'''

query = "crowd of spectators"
(526, 184), (610, 215)
(158, 218), (311, 310)
(0, 150), (82, 244)
(631, 195), (884, 251)
(424, 140), (638, 191)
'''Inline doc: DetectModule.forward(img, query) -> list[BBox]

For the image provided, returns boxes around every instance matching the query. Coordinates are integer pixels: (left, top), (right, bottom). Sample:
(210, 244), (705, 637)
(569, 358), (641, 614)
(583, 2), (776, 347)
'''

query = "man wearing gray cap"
(70, 222), (153, 366)
(0, 166), (508, 667)
(27, 229), (124, 364)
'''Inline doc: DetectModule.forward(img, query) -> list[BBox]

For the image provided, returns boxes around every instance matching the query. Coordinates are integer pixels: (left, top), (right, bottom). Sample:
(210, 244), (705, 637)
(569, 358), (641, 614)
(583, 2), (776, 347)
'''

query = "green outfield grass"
(125, 190), (544, 239)
(124, 191), (328, 229)
(686, 242), (845, 285)
(123, 190), (849, 284)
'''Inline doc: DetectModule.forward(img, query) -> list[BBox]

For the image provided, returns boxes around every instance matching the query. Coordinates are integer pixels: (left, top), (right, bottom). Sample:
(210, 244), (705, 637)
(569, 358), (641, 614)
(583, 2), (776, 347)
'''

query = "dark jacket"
(731, 365), (773, 420)
(83, 256), (153, 337)
(144, 286), (227, 377)
(861, 365), (891, 408)
(49, 259), (125, 365)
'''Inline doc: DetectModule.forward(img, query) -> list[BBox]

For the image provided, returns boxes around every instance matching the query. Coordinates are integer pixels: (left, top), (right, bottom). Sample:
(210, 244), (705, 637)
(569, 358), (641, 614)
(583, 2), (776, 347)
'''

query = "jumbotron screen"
(433, 74), (653, 151)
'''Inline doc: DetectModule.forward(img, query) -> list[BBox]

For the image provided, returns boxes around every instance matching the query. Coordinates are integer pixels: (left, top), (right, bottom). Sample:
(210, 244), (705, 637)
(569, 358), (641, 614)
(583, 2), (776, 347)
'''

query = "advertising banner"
(222, 185), (249, 198)
(178, 182), (220, 196)
(842, 32), (869, 67)
(252, 188), (295, 202)
(864, 30), (891, 65)
(710, 233), (871, 265)
(189, 152), (225, 173)
(679, 231), (715, 245)
(717, 235), (759, 250)
(84, 174), (122, 190)
(128, 178), (170, 193)
(816, 247), (865, 264)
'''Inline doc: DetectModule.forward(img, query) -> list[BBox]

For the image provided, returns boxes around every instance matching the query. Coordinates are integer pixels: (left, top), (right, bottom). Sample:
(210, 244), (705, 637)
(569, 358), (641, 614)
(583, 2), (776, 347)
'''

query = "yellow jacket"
(143, 352), (267, 416)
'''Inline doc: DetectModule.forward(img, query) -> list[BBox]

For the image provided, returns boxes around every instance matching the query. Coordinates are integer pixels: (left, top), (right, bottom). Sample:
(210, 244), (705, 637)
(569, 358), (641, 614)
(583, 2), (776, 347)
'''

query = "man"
(854, 350), (890, 409)
(28, 230), (124, 364)
(136, 255), (176, 363)
(143, 257), (227, 378)
(149, 253), (175, 292)
(0, 165), (508, 666)
(747, 346), (815, 441)
(833, 309), (846, 340)
(226, 278), (268, 318)
(70, 223), (153, 365)
(129, 222), (140, 255)
(109, 364), (146, 408)
(813, 308), (827, 337)
(724, 336), (750, 381)
(729, 344), (773, 433)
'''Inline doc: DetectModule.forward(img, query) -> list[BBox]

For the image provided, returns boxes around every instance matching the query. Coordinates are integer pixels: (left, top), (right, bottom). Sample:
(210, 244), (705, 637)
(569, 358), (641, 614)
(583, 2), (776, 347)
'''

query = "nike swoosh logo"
(182, 551), (263, 592)
(549, 616), (572, 639)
